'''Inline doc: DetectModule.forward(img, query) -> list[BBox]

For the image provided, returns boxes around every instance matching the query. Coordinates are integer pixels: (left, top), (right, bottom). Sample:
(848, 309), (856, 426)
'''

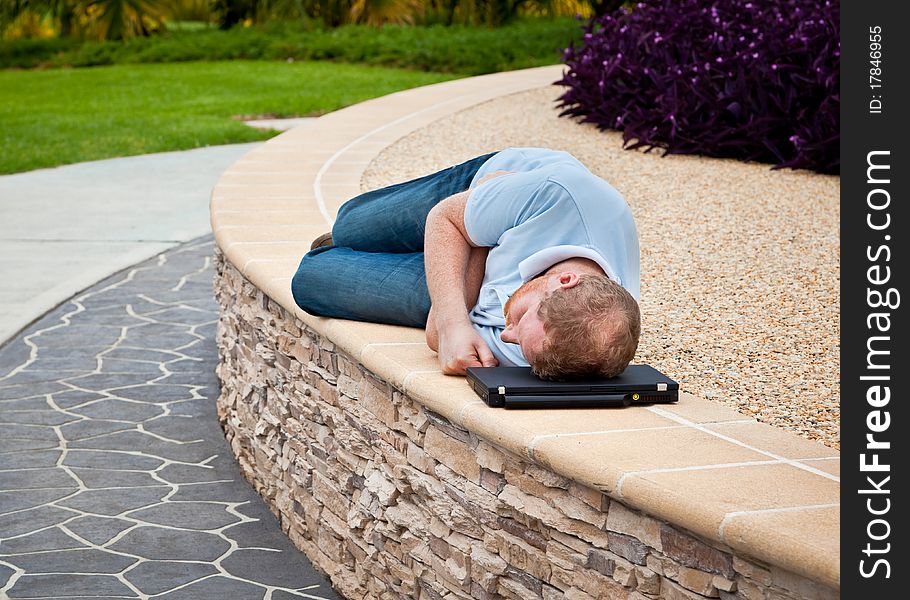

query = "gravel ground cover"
(362, 86), (840, 448)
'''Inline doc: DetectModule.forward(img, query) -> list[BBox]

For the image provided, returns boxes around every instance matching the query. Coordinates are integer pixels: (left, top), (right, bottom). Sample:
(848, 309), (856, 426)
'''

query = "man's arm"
(424, 191), (498, 375)
(426, 245), (488, 351)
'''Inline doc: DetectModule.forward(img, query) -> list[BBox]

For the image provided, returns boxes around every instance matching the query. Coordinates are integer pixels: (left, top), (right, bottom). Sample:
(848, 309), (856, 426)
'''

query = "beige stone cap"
(210, 65), (840, 590)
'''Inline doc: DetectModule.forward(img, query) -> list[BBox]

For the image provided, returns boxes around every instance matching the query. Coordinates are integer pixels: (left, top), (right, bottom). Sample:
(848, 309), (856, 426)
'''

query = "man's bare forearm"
(424, 190), (474, 330)
(423, 171), (512, 373)
(426, 245), (487, 351)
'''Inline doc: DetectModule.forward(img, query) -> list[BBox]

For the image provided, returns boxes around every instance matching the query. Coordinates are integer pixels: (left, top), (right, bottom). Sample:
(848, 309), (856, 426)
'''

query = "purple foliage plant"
(556, 0), (840, 173)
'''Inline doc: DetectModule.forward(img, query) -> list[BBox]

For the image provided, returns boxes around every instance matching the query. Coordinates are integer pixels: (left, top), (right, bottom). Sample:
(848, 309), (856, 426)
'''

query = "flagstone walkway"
(0, 237), (340, 600)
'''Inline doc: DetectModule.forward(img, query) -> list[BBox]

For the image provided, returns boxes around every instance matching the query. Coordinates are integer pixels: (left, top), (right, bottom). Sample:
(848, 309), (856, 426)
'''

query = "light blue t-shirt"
(463, 148), (640, 366)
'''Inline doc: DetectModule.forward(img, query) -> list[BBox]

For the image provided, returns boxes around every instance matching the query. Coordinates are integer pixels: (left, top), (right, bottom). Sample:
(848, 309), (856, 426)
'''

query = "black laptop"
(466, 365), (679, 409)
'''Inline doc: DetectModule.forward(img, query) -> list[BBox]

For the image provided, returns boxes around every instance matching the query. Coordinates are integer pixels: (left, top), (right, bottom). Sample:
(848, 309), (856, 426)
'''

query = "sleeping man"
(292, 147), (641, 379)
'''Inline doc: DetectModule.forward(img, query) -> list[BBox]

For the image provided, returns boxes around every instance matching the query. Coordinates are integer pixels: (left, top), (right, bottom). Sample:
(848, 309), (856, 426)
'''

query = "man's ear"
(556, 272), (581, 289)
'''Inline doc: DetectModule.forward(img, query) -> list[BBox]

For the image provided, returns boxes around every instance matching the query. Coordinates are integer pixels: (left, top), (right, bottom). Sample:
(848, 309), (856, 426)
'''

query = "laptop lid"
(466, 365), (679, 408)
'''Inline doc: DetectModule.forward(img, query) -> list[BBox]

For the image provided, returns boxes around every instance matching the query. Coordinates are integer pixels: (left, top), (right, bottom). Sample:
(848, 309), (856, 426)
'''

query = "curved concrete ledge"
(211, 67), (839, 598)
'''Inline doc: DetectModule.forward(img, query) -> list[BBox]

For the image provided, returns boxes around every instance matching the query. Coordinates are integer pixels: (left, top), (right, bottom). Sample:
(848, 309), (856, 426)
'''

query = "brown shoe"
(310, 232), (333, 250)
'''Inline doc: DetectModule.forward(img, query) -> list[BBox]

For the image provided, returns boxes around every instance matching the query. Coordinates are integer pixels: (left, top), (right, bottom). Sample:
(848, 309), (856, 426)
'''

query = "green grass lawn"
(0, 60), (457, 174)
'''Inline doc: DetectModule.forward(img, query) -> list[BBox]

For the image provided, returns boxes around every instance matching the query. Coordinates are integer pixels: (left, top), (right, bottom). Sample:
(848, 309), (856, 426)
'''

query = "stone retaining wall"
(214, 252), (836, 600)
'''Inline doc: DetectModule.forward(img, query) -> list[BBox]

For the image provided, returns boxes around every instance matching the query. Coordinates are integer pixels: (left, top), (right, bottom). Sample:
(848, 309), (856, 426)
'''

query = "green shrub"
(0, 17), (580, 74)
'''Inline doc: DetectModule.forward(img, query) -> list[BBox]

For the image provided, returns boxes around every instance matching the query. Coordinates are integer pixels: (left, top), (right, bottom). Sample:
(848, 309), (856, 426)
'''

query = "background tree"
(211, 0), (255, 29)
(1, 0), (165, 39)
(350, 0), (419, 25)
(85, 0), (166, 39)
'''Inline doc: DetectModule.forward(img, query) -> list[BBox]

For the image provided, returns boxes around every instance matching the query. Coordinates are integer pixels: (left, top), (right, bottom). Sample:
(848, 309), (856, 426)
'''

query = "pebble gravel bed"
(362, 86), (840, 449)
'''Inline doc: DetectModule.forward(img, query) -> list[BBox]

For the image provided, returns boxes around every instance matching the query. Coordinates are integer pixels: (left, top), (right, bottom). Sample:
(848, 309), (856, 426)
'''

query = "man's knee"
(291, 250), (329, 316)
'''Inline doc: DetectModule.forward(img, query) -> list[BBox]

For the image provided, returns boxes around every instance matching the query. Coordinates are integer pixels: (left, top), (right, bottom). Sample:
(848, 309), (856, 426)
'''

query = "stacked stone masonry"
(214, 253), (837, 600)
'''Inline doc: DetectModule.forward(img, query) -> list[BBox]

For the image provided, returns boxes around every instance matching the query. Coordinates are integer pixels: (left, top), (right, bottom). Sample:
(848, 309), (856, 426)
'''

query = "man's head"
(501, 263), (640, 380)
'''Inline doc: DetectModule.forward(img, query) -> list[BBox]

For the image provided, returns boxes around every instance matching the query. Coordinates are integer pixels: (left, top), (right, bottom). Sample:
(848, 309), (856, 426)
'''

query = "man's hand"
(435, 320), (498, 375)
(424, 190), (499, 376)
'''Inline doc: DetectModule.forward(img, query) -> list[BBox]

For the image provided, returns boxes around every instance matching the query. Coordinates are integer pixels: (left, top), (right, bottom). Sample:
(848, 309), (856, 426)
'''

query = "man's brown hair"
(531, 274), (640, 380)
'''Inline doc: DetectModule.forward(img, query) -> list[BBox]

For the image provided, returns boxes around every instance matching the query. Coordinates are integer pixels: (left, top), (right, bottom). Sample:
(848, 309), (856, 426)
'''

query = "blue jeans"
(291, 152), (497, 328)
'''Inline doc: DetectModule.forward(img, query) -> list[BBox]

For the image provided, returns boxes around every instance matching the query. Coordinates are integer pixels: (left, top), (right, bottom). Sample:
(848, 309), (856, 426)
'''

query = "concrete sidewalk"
(0, 143), (261, 344)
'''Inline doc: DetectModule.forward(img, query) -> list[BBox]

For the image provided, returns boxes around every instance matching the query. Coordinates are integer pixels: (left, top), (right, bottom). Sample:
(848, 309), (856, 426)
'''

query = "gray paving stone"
(7, 573), (135, 598)
(161, 359), (212, 374)
(47, 390), (108, 410)
(272, 589), (341, 600)
(121, 327), (202, 350)
(0, 371), (72, 386)
(0, 438), (60, 453)
(71, 305), (147, 325)
(27, 356), (101, 371)
(0, 563), (13, 588)
(11, 597), (137, 600)
(0, 489), (74, 515)
(58, 487), (170, 517)
(127, 502), (240, 531)
(220, 548), (329, 590)
(0, 506), (77, 538)
(144, 284), (214, 304)
(140, 415), (221, 443)
(58, 419), (136, 442)
(172, 342), (214, 362)
(68, 468), (160, 490)
(0, 423), (60, 442)
(73, 312), (148, 329)
(108, 526), (230, 562)
(154, 372), (216, 387)
(64, 372), (159, 392)
(0, 526), (84, 554)
(33, 324), (125, 338)
(63, 450), (162, 471)
(0, 237), (336, 597)
(150, 308), (219, 327)
(70, 400), (164, 423)
(32, 328), (123, 348)
(101, 348), (188, 363)
(0, 382), (67, 401)
(32, 301), (79, 322)
(170, 298), (216, 312)
(27, 348), (95, 363)
(126, 300), (178, 316)
(18, 335), (114, 352)
(79, 292), (156, 311)
(0, 339), (31, 377)
(98, 358), (166, 375)
(167, 482), (255, 504)
(155, 464), (227, 485)
(220, 520), (292, 551)
(0, 449), (62, 470)
(0, 396), (52, 411)
(0, 468), (78, 491)
(3, 548), (137, 574)
(164, 401), (210, 418)
(195, 322), (217, 339)
(0, 410), (80, 426)
(64, 515), (134, 546)
(111, 385), (197, 403)
(123, 561), (218, 596)
(152, 575), (264, 600)
(68, 432), (213, 463)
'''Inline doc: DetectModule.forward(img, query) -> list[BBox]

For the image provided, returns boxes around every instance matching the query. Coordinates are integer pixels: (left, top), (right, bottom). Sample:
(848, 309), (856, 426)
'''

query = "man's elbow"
(425, 306), (439, 351)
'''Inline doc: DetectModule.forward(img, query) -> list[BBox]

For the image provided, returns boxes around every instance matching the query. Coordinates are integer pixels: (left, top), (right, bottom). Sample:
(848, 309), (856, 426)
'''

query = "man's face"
(500, 276), (552, 363)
